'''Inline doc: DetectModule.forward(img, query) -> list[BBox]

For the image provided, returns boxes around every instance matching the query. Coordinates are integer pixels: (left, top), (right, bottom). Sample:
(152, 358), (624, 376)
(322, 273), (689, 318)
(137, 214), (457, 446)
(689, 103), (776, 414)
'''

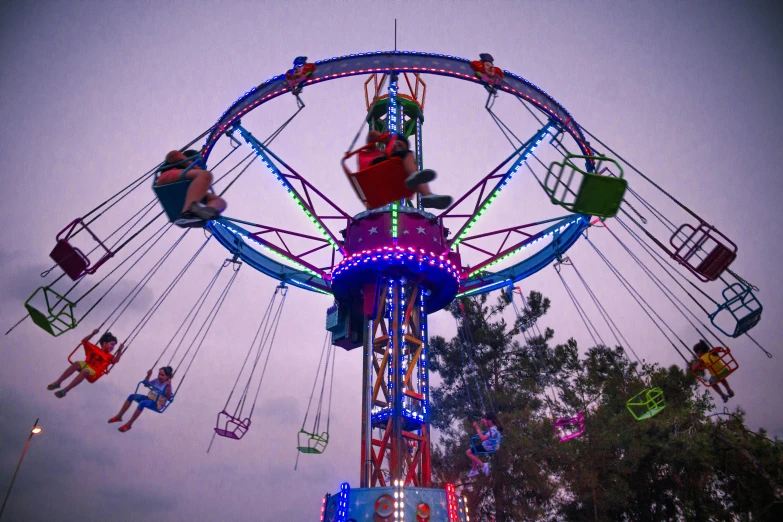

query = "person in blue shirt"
(466, 412), (503, 477)
(108, 367), (173, 433)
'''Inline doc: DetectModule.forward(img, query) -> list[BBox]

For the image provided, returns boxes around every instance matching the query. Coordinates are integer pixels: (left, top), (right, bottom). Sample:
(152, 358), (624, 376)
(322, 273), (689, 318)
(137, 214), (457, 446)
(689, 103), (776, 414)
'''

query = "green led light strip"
(452, 123), (555, 250)
(391, 202), (399, 240)
(233, 126), (339, 251)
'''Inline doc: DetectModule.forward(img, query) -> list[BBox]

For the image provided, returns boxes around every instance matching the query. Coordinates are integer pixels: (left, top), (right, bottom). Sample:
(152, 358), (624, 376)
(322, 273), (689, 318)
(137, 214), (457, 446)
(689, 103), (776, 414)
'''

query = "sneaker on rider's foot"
(721, 394), (729, 403)
(404, 169), (437, 190)
(174, 212), (205, 228)
(186, 202), (220, 220)
(467, 468), (479, 478)
(728, 390), (735, 398)
(421, 194), (452, 209)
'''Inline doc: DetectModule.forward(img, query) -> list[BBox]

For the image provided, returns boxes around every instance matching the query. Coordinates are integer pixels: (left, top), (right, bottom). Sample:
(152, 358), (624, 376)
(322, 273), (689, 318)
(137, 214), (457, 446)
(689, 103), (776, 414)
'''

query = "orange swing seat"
(67, 341), (115, 383)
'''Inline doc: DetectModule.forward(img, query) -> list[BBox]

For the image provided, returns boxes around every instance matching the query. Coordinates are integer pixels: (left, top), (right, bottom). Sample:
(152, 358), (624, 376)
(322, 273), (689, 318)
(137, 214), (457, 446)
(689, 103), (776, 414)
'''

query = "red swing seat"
(214, 410), (251, 440)
(691, 347), (738, 387)
(50, 219), (114, 281)
(342, 133), (414, 210)
(67, 341), (115, 383)
(670, 222), (737, 282)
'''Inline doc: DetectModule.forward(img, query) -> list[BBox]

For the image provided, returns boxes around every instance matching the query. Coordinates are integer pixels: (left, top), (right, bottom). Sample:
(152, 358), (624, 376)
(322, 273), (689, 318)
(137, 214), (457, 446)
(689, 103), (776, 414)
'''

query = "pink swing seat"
(214, 410), (251, 440)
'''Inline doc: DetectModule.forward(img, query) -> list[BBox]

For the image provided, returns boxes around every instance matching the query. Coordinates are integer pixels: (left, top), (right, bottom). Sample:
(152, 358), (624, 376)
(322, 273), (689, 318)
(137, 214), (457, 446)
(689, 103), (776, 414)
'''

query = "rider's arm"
(81, 328), (99, 344)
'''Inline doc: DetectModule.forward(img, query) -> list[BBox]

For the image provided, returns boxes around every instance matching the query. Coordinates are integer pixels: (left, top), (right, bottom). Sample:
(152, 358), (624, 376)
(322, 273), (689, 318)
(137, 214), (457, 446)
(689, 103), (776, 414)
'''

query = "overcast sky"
(1, 1), (782, 520)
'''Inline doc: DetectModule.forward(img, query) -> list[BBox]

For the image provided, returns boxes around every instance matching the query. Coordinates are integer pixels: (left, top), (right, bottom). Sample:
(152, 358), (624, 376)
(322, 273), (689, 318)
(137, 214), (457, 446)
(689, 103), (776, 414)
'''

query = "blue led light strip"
(388, 76), (399, 135)
(420, 288), (429, 418)
(231, 125), (341, 252)
(336, 482), (350, 521)
(451, 121), (557, 249)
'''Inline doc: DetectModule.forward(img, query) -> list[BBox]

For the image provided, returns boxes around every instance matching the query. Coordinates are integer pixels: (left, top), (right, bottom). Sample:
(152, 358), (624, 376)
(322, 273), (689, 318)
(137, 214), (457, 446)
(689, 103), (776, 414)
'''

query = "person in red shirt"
(157, 149), (227, 228)
(48, 329), (122, 397)
(358, 130), (452, 209)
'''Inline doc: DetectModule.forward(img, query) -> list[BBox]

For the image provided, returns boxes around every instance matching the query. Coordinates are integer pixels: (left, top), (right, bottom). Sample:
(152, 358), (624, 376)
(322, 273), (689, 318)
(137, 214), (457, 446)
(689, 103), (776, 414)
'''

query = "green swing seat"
(297, 429), (329, 454)
(626, 387), (666, 421)
(544, 154), (628, 218)
(24, 286), (78, 337)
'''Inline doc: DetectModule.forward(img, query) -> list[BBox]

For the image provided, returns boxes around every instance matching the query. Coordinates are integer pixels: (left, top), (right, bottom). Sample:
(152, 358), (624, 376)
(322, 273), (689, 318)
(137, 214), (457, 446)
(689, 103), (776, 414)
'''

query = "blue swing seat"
(152, 155), (212, 222)
(134, 380), (175, 413)
(708, 283), (762, 338)
(153, 179), (192, 222)
(471, 433), (501, 455)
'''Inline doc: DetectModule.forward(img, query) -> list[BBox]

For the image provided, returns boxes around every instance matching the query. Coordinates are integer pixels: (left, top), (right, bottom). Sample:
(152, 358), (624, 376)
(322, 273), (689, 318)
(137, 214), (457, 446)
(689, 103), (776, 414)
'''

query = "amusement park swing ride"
(9, 49), (769, 521)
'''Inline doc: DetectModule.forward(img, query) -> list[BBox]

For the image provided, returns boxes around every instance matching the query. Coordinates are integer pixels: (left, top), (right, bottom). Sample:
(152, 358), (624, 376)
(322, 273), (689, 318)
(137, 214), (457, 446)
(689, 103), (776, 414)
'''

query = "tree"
(429, 289), (783, 521)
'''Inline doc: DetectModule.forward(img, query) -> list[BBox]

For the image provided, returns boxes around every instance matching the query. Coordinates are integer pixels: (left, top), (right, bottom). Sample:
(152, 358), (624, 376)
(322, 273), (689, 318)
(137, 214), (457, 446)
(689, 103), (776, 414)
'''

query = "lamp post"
(0, 418), (42, 520)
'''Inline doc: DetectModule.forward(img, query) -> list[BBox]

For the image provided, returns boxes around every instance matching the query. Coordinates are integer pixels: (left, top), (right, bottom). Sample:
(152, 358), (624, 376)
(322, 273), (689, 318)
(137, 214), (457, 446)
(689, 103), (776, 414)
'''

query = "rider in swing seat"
(48, 329), (122, 397)
(359, 130), (452, 210)
(109, 367), (174, 432)
(691, 340), (736, 403)
(466, 412), (504, 477)
(157, 149), (227, 228)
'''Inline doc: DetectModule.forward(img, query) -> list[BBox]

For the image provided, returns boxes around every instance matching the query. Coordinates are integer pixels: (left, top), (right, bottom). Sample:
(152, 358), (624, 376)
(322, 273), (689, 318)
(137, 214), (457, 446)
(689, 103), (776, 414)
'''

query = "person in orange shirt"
(48, 329), (122, 398)
(691, 340), (735, 403)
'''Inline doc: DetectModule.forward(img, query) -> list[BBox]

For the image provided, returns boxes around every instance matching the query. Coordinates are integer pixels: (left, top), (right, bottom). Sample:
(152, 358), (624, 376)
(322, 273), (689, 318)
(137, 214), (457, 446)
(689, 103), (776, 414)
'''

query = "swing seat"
(296, 429), (329, 454)
(24, 286), (78, 337)
(134, 381), (175, 413)
(153, 179), (192, 222)
(345, 157), (413, 210)
(554, 412), (585, 442)
(573, 174), (628, 217)
(50, 219), (114, 281)
(544, 155), (627, 218)
(342, 133), (415, 210)
(692, 347), (738, 387)
(670, 223), (737, 282)
(214, 410), (251, 440)
(626, 387), (666, 421)
(708, 283), (762, 338)
(470, 434), (499, 455)
(68, 341), (114, 383)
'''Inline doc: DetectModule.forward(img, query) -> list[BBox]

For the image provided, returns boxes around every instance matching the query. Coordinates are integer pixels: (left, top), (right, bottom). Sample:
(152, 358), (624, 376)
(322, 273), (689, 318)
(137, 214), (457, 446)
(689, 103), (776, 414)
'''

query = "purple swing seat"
(554, 412), (585, 442)
(214, 410), (251, 440)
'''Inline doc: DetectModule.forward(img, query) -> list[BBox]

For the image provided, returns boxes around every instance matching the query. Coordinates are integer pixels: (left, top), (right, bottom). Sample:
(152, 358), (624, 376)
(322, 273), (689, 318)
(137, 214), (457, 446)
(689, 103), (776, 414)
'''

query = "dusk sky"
(1, 1), (782, 520)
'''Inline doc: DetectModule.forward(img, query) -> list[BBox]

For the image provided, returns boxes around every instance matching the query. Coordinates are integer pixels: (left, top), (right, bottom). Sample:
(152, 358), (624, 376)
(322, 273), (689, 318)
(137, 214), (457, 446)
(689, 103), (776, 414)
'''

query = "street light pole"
(0, 418), (41, 520)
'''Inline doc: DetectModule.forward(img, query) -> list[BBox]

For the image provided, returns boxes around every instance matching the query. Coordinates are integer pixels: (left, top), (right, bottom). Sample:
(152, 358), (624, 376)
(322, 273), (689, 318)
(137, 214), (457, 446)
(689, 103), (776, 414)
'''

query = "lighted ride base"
(207, 204), (588, 309)
(322, 485), (468, 522)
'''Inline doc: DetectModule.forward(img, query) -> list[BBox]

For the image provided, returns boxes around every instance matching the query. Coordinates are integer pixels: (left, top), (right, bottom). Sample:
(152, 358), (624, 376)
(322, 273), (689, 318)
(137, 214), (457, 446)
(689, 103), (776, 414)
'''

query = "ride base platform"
(321, 485), (468, 521)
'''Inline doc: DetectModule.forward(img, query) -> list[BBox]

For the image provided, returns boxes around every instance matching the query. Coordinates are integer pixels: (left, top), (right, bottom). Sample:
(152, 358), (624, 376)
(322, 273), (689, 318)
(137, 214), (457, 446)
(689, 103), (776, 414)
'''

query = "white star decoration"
(433, 236), (439, 242)
(416, 226), (426, 235)
(369, 227), (379, 235)
(402, 229), (410, 235)
(357, 237), (363, 243)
